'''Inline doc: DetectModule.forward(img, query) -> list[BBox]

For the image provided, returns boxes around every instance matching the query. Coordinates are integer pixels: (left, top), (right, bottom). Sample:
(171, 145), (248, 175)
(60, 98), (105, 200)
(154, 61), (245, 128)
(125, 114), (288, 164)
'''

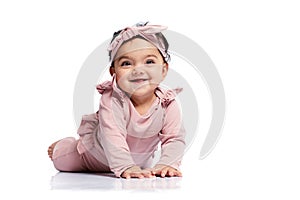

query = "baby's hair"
(109, 27), (170, 67)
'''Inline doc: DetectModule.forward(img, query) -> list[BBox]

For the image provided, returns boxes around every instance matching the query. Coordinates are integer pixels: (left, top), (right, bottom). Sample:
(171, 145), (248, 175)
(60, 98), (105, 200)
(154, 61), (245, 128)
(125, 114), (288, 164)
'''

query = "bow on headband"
(108, 24), (168, 61)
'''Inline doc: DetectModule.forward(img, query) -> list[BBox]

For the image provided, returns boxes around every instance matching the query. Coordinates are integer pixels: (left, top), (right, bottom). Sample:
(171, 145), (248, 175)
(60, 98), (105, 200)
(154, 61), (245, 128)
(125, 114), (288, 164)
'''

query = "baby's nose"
(132, 66), (145, 76)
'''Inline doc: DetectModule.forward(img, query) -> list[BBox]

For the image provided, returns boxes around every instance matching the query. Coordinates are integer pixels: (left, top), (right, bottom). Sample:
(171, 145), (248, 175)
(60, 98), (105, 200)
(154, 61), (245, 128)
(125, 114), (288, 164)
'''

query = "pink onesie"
(52, 76), (186, 177)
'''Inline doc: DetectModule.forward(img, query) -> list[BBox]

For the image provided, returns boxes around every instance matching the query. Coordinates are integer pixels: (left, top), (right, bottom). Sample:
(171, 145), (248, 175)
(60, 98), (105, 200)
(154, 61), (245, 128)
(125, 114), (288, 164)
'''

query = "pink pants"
(52, 137), (110, 172)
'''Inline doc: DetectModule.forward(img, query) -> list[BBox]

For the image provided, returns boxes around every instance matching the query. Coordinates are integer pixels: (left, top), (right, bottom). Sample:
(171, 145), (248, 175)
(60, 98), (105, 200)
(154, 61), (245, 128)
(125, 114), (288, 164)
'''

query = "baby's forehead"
(114, 38), (161, 61)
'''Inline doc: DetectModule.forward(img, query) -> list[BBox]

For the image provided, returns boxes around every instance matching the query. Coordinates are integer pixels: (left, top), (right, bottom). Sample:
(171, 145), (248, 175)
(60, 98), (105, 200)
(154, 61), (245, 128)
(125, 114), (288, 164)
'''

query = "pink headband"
(108, 24), (168, 61)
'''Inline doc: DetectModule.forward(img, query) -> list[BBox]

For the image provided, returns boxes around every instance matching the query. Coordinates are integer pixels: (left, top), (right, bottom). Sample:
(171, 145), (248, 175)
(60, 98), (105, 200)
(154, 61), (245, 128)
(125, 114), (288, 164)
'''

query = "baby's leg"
(49, 137), (87, 172)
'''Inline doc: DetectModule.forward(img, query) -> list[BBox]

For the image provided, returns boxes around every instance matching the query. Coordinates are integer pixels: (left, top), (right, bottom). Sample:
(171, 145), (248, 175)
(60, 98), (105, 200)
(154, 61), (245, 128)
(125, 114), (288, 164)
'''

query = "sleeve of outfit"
(96, 81), (136, 177)
(156, 89), (186, 170)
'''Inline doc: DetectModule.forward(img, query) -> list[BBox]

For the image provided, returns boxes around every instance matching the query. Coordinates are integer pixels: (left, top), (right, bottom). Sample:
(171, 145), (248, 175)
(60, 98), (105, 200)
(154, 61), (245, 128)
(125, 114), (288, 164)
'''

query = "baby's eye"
(145, 59), (155, 64)
(120, 61), (132, 67)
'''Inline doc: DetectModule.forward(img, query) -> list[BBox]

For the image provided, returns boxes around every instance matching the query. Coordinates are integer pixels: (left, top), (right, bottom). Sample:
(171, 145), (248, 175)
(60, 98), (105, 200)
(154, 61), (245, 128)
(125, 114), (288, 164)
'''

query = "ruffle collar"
(155, 87), (183, 107)
(96, 74), (124, 96)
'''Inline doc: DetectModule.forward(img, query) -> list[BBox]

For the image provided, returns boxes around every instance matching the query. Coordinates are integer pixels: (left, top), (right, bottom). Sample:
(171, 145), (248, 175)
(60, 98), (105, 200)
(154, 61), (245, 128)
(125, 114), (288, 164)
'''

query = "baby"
(48, 22), (186, 178)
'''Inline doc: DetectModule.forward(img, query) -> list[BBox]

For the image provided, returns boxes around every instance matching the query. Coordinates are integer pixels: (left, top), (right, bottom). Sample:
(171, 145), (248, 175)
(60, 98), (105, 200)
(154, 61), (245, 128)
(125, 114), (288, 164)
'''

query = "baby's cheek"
(116, 80), (130, 92)
(115, 75), (128, 91)
(116, 71), (129, 83)
(150, 73), (164, 85)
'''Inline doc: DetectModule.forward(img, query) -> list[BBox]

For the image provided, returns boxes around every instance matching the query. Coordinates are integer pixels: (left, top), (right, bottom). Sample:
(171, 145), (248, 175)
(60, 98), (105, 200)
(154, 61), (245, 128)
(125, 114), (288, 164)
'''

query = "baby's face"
(112, 38), (168, 98)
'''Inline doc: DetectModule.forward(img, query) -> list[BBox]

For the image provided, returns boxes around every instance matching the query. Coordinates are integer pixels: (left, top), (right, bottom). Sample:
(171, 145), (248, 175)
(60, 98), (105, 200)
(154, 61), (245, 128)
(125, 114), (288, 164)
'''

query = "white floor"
(50, 172), (182, 191)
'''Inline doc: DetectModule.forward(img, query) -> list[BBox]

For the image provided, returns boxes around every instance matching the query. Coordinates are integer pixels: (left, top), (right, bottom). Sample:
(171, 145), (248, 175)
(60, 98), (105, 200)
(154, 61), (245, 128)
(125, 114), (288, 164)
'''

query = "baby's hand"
(121, 165), (154, 179)
(151, 164), (182, 178)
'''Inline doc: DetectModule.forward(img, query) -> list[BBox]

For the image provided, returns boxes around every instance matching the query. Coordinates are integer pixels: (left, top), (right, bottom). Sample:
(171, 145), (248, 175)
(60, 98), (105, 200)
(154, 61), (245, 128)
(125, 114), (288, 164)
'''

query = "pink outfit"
(52, 76), (185, 177)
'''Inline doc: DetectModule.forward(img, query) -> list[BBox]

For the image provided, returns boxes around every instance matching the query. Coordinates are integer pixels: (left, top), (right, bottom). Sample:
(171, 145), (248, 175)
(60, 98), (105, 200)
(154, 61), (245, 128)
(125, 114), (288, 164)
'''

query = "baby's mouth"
(129, 78), (149, 83)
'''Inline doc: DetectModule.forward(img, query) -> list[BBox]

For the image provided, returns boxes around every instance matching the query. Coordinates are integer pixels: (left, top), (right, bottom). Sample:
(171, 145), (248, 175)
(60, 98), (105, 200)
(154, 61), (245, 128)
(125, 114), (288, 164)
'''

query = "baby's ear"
(162, 63), (169, 78)
(109, 66), (115, 76)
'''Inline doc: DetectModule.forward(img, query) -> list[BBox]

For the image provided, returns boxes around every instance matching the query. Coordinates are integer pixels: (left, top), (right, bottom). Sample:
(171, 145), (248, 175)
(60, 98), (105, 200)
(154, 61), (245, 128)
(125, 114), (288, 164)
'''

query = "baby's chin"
(127, 85), (157, 98)
(129, 88), (155, 97)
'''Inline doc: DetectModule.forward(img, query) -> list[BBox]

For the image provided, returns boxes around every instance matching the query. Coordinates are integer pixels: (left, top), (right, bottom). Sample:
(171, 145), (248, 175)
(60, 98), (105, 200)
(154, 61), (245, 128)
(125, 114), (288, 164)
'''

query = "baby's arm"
(155, 100), (186, 177)
(98, 94), (137, 177)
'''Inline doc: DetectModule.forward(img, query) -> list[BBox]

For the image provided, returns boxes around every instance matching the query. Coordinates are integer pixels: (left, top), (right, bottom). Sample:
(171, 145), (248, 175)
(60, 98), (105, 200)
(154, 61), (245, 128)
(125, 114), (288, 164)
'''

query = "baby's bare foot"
(48, 140), (59, 160)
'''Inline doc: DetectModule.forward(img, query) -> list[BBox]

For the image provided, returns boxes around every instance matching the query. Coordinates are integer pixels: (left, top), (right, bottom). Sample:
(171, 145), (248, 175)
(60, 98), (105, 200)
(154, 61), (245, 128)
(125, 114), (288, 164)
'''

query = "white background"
(0, 0), (299, 199)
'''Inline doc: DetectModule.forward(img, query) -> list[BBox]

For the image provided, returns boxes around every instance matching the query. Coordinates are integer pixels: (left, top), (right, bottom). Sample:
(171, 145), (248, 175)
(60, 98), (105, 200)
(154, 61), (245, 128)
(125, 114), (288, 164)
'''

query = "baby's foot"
(48, 140), (59, 160)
